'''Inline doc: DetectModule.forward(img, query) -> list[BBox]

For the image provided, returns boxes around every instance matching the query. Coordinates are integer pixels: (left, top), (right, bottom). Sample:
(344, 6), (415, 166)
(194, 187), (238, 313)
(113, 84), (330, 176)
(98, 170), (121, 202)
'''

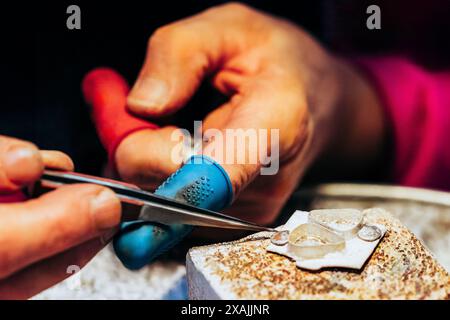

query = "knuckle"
(115, 130), (181, 188)
(115, 135), (148, 182)
(57, 184), (102, 203)
(219, 2), (253, 15)
(202, 2), (258, 22)
(149, 24), (191, 49)
(0, 139), (43, 185)
(19, 144), (42, 167)
(18, 140), (39, 154)
(49, 184), (104, 220)
(150, 25), (172, 42)
(147, 27), (169, 51)
(0, 135), (36, 150)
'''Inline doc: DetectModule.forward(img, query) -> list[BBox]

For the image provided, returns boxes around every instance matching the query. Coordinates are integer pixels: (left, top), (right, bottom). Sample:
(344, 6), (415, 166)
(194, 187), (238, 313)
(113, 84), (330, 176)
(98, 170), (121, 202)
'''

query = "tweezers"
(32, 170), (276, 232)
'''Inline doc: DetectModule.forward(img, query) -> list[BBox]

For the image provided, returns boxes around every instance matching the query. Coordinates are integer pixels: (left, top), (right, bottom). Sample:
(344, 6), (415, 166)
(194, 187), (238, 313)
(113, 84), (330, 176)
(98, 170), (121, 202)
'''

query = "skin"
(0, 3), (386, 297)
(116, 3), (385, 225)
(0, 135), (121, 299)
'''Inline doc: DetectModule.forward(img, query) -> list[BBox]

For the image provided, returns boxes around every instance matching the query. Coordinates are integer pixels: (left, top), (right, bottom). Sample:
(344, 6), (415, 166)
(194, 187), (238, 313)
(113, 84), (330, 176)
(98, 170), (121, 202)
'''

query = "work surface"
(187, 208), (449, 299)
(34, 184), (450, 299)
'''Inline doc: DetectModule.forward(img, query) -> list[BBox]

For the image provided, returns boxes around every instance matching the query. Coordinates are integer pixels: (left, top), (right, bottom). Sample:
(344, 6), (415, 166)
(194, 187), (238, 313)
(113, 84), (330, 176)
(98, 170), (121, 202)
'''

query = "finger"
(221, 152), (308, 226)
(114, 154), (236, 270)
(127, 3), (258, 117)
(0, 135), (43, 193)
(113, 222), (192, 270)
(0, 235), (111, 300)
(0, 184), (121, 279)
(202, 101), (234, 130)
(114, 153), (205, 270)
(82, 68), (158, 162)
(40, 150), (75, 171)
(201, 73), (311, 196)
(115, 126), (185, 190)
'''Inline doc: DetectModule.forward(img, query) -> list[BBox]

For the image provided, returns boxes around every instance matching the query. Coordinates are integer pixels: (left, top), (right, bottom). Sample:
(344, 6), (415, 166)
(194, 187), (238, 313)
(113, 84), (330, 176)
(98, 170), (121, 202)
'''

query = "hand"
(0, 136), (121, 299)
(121, 3), (385, 223)
(89, 3), (384, 268)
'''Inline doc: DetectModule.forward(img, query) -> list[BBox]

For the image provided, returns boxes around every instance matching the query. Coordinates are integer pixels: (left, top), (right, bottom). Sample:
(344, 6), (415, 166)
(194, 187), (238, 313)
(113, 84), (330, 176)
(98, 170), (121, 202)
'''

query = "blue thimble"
(155, 155), (233, 211)
(113, 155), (233, 269)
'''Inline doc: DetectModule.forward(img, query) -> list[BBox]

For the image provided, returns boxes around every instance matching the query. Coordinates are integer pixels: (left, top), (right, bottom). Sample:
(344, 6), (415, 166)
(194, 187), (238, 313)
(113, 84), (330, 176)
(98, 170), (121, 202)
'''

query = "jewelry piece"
(287, 223), (345, 259)
(357, 225), (382, 242)
(308, 209), (364, 240)
(270, 230), (290, 246)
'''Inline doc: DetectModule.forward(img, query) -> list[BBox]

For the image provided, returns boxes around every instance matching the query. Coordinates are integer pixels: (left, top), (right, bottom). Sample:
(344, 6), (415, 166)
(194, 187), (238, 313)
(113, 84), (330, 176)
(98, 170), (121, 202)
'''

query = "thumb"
(0, 136), (74, 194)
(126, 27), (210, 117)
(126, 5), (244, 118)
(200, 74), (311, 196)
(0, 184), (121, 279)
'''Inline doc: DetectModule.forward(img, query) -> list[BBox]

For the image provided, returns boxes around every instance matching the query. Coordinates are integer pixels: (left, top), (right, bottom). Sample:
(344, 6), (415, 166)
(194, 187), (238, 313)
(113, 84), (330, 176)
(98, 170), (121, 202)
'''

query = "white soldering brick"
(186, 208), (450, 300)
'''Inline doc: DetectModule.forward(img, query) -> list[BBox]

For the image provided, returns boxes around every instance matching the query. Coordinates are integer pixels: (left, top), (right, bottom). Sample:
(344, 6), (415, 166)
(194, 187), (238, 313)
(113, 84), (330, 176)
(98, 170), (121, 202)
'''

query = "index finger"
(0, 135), (43, 193)
(0, 184), (121, 279)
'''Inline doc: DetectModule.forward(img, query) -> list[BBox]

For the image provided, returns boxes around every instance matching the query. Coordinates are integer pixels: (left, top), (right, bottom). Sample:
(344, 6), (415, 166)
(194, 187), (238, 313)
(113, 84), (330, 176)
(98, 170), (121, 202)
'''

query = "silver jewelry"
(270, 230), (290, 246)
(357, 225), (382, 242)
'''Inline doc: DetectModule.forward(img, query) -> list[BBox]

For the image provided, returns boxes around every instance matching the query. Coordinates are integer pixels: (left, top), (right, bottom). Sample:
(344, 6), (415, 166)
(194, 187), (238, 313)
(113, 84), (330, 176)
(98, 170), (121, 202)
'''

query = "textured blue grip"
(113, 155), (233, 270)
(155, 155), (233, 211)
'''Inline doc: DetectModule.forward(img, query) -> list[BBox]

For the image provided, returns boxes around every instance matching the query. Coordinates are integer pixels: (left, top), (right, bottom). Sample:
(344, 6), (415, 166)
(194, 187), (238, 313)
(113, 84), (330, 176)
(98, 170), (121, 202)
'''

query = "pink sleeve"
(356, 57), (450, 191)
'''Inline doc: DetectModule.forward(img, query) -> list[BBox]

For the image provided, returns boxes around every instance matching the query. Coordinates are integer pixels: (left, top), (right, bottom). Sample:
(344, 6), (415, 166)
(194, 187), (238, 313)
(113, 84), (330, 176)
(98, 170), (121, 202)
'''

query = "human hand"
(122, 2), (385, 221)
(87, 3), (384, 268)
(0, 136), (121, 299)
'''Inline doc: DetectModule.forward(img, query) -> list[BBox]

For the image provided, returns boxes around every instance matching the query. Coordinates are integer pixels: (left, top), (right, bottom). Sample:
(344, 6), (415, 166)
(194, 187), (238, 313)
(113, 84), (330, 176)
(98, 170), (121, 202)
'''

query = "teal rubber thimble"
(155, 155), (233, 211)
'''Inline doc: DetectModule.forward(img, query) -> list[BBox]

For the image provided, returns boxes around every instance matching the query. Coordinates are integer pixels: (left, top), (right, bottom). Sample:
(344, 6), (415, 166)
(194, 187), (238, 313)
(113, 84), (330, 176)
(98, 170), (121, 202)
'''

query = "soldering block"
(186, 208), (450, 299)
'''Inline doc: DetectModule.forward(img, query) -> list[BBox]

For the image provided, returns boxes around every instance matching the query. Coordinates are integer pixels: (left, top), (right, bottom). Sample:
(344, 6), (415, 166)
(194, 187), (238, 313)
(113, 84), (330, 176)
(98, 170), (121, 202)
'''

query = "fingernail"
(128, 78), (169, 111)
(2, 145), (42, 185)
(90, 188), (121, 231)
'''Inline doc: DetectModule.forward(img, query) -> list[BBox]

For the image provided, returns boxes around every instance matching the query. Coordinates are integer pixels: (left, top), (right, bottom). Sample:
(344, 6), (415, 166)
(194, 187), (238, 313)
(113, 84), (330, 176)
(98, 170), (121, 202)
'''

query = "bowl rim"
(296, 183), (450, 207)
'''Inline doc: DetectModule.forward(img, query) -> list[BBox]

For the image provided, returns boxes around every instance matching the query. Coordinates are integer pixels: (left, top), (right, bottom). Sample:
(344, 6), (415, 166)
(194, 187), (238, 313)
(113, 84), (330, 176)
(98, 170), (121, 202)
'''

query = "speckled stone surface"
(187, 208), (450, 299)
(308, 199), (450, 272)
(34, 186), (450, 300)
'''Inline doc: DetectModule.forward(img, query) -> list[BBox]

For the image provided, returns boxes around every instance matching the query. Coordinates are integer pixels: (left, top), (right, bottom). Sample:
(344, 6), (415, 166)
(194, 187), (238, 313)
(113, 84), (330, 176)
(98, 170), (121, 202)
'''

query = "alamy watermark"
(67, 5), (380, 31)
(66, 5), (81, 30)
(66, 264), (82, 290)
(171, 121), (280, 175)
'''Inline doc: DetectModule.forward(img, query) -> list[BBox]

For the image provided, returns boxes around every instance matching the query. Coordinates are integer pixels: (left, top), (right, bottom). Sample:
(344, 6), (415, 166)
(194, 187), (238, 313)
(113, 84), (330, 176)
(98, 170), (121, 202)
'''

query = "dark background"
(2, 0), (449, 181)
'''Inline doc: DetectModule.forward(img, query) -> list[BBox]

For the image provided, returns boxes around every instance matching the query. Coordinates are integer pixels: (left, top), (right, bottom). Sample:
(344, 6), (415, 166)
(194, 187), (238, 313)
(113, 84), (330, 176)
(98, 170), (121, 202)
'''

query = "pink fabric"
(357, 57), (450, 191)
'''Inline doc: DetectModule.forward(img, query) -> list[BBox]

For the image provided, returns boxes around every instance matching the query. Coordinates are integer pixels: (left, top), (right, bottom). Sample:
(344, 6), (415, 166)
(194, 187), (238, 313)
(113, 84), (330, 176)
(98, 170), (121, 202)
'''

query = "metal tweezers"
(33, 170), (276, 232)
